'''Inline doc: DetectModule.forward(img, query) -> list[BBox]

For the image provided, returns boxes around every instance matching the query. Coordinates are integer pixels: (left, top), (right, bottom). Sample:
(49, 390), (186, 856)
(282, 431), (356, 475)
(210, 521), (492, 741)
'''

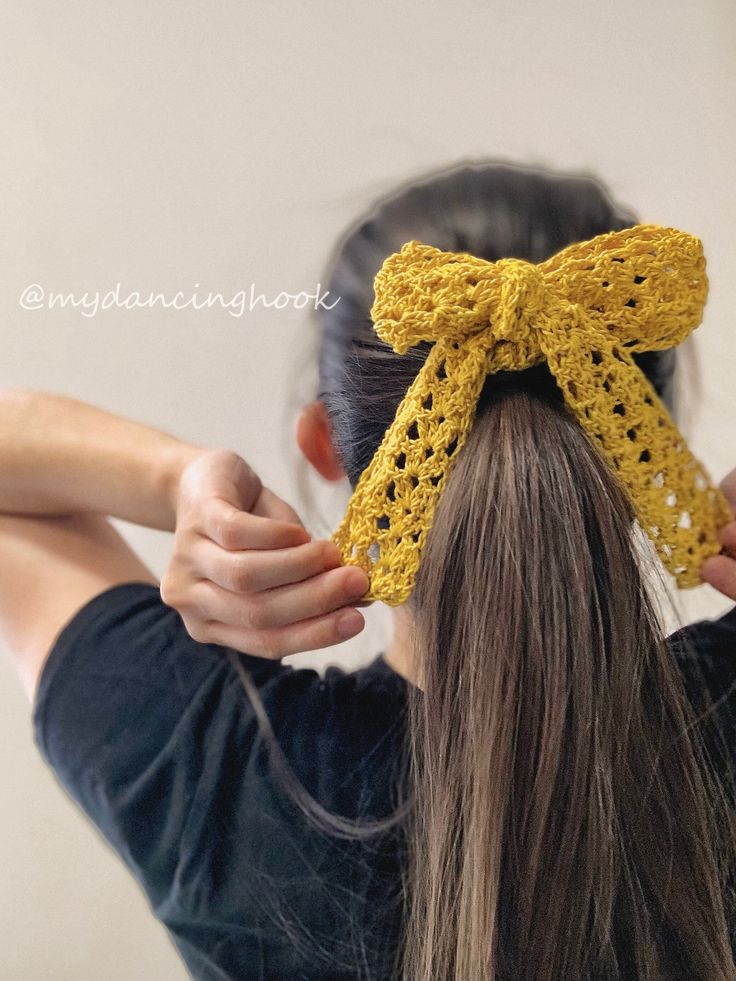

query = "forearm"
(0, 390), (206, 531)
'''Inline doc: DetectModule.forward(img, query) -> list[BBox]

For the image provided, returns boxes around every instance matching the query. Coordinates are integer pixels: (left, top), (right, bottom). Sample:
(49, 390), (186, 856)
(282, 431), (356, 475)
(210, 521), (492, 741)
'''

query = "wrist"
(159, 442), (210, 532)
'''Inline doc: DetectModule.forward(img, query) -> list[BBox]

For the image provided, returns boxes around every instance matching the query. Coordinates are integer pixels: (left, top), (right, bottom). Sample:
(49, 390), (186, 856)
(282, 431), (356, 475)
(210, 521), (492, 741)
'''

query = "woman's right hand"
(160, 448), (371, 657)
(701, 468), (736, 601)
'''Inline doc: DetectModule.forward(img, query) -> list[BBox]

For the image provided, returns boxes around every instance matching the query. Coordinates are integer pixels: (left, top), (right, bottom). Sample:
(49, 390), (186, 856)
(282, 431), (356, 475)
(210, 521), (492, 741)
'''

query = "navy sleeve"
(31, 581), (292, 915)
(668, 603), (736, 798)
(669, 603), (736, 706)
(29, 581), (410, 981)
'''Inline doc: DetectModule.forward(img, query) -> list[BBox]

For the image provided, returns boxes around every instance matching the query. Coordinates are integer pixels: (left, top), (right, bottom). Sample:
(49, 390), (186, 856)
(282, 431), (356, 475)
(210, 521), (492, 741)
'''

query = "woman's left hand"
(701, 467), (736, 601)
(160, 448), (371, 657)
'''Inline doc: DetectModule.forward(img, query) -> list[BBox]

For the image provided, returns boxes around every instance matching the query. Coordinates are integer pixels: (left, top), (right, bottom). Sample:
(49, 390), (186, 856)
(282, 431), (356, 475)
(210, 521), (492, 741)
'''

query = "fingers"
(716, 521), (736, 555)
(197, 605), (366, 657)
(702, 555), (736, 602)
(189, 535), (344, 593)
(720, 469), (736, 515)
(701, 520), (736, 600)
(189, 563), (370, 631)
(202, 498), (311, 551)
(251, 485), (308, 529)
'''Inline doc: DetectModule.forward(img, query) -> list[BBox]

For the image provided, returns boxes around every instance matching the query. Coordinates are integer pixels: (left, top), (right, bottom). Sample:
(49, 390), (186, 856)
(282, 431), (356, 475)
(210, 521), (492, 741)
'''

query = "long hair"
(232, 160), (736, 979)
(402, 373), (736, 980)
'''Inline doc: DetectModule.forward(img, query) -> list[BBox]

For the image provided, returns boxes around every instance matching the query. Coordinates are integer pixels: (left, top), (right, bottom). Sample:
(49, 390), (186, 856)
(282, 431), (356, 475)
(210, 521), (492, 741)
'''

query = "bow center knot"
(491, 258), (548, 342)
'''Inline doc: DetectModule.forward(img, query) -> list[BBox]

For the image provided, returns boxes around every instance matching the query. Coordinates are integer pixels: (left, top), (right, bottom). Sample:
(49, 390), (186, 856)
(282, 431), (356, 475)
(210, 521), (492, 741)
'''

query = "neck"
(384, 606), (422, 689)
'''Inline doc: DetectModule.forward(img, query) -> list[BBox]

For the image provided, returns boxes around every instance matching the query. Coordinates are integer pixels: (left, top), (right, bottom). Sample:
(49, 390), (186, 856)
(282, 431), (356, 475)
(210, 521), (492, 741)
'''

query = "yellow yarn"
(331, 223), (732, 606)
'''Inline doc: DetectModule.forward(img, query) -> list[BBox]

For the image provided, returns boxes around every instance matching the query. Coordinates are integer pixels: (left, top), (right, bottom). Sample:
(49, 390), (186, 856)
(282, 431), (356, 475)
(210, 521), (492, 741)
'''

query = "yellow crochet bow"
(331, 223), (731, 606)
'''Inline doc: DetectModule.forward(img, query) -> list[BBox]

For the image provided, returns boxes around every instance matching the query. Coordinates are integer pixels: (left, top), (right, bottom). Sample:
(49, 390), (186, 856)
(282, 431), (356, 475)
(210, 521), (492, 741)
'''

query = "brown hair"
(232, 160), (736, 979)
(403, 370), (736, 979)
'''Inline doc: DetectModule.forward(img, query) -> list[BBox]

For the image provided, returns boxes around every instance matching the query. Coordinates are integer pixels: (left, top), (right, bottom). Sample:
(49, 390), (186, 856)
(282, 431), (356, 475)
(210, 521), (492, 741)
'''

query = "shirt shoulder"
(31, 581), (408, 916)
(667, 603), (736, 789)
(668, 603), (736, 705)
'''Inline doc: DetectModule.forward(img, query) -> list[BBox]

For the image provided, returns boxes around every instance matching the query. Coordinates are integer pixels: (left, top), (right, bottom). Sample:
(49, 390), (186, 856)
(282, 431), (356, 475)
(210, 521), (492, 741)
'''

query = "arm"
(0, 511), (158, 701)
(0, 389), (203, 529)
(0, 389), (204, 702)
(0, 390), (369, 706)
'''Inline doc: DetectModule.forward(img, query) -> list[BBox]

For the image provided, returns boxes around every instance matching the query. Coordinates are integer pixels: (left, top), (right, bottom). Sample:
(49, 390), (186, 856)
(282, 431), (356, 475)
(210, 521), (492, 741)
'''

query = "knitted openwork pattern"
(331, 223), (732, 606)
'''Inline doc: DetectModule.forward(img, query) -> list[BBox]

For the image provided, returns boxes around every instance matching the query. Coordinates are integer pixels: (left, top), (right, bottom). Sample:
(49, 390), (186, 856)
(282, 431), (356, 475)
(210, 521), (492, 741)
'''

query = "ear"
(295, 400), (346, 482)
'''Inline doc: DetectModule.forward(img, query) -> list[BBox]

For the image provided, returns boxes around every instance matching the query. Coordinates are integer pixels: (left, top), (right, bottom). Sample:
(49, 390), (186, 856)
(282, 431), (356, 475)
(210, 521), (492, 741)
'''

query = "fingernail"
(322, 543), (343, 569)
(337, 611), (364, 638)
(345, 568), (369, 596)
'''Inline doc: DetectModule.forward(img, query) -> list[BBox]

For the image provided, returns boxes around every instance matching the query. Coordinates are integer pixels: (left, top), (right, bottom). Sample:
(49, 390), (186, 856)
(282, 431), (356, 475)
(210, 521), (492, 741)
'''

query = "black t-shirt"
(31, 582), (736, 981)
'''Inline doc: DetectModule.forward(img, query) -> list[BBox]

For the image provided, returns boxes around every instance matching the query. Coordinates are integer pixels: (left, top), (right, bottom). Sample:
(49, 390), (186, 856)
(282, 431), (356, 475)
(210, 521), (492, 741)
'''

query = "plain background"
(1, 2), (735, 977)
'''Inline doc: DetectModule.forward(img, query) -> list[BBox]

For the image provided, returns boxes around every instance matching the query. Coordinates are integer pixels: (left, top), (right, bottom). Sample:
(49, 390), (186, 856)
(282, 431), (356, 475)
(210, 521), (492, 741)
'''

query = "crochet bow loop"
(537, 223), (709, 351)
(371, 242), (550, 357)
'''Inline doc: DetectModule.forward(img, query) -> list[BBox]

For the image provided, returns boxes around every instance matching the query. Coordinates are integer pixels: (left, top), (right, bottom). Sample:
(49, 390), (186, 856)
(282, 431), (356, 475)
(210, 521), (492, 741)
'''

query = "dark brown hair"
(233, 160), (736, 979)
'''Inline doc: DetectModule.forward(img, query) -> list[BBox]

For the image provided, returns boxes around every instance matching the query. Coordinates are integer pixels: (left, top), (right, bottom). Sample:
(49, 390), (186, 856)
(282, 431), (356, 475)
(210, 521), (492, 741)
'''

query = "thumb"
(211, 455), (310, 537)
(252, 485), (311, 536)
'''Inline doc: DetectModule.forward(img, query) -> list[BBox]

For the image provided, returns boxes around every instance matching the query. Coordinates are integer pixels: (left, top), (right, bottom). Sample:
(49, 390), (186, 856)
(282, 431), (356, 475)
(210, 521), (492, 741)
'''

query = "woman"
(3, 160), (736, 980)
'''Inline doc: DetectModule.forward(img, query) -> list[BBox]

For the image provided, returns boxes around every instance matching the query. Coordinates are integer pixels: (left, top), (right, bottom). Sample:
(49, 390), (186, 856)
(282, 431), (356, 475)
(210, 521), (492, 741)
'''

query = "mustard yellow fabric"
(331, 223), (732, 606)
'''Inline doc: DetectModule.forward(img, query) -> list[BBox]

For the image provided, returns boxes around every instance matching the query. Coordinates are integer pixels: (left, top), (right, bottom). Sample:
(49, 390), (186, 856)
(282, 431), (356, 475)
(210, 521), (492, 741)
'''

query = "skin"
(0, 390), (403, 705)
(295, 400), (419, 687)
(0, 390), (734, 706)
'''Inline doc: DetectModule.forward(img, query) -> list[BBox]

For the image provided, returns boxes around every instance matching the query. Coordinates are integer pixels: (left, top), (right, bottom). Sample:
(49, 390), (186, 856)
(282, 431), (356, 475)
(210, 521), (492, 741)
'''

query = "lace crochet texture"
(331, 223), (731, 606)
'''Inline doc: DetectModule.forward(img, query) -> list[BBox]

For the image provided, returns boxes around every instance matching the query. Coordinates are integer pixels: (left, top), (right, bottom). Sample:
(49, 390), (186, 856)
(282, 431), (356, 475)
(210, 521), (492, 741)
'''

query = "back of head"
(318, 161), (675, 486)
(315, 161), (736, 980)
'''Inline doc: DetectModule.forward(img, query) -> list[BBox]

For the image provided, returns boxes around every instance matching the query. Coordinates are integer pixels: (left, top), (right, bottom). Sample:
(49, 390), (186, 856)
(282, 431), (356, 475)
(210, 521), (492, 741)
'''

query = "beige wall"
(1, 1), (735, 977)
